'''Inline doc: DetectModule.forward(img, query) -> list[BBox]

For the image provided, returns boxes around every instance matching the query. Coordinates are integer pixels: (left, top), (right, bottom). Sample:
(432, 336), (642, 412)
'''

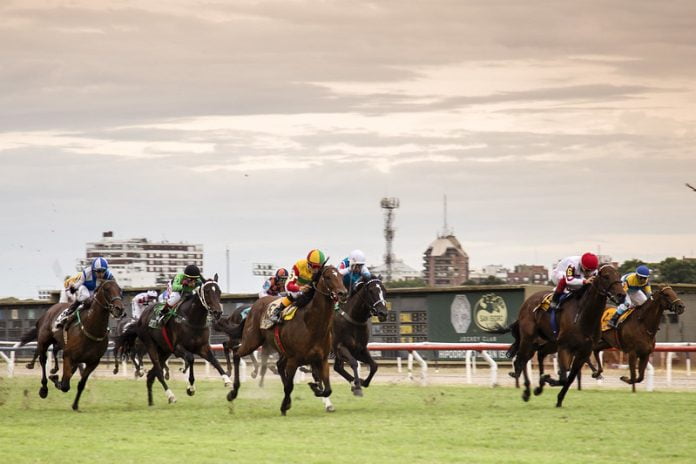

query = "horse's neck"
(345, 289), (370, 322)
(305, 291), (334, 333)
(635, 298), (664, 336)
(181, 296), (207, 323)
(576, 284), (606, 333)
(83, 298), (110, 329)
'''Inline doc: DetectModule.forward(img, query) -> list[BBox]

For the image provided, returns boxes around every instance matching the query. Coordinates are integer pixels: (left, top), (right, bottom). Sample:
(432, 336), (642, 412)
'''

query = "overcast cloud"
(2, 0), (696, 297)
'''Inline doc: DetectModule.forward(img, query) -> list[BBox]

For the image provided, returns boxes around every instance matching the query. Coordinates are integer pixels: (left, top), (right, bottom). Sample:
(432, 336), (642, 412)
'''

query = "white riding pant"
(167, 292), (182, 307)
(75, 285), (93, 303)
(617, 289), (649, 313)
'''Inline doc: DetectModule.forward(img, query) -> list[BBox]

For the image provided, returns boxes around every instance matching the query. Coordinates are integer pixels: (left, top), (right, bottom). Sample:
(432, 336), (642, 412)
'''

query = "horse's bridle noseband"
(357, 278), (387, 316)
(597, 265), (625, 306)
(96, 281), (124, 318)
(657, 286), (685, 314)
(313, 266), (345, 302)
(195, 280), (222, 319)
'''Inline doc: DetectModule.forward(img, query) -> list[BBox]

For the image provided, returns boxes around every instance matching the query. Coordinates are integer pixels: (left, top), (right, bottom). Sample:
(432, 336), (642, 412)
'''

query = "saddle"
(148, 301), (182, 328)
(260, 299), (298, 330)
(601, 307), (635, 331)
(535, 293), (554, 312)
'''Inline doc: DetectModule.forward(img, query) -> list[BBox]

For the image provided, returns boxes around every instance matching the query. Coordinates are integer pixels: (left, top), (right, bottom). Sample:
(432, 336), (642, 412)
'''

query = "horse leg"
(50, 345), (61, 375)
(281, 359), (300, 416)
(334, 345), (362, 396)
(221, 341), (232, 377)
(534, 351), (549, 396)
(71, 361), (98, 411)
(556, 353), (588, 407)
(198, 344), (232, 387)
(248, 352), (260, 379)
(38, 347), (49, 398)
(513, 342), (534, 401)
(634, 353), (650, 388)
(621, 352), (638, 392)
(58, 355), (78, 393)
(146, 345), (175, 406)
(258, 350), (270, 388)
(590, 349), (604, 379)
(357, 350), (379, 388)
(26, 347), (39, 370)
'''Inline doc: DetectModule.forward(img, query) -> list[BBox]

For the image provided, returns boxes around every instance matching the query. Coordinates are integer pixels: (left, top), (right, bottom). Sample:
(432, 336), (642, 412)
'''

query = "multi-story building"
(422, 234), (469, 286)
(81, 231), (203, 288)
(506, 264), (549, 285)
(469, 265), (510, 283)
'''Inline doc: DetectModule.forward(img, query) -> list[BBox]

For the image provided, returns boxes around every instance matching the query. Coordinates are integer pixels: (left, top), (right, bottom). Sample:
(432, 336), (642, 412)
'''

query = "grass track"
(0, 376), (694, 463)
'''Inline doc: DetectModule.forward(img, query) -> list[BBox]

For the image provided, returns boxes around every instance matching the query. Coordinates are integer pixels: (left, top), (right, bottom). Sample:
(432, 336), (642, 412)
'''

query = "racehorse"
(506, 264), (625, 405)
(332, 276), (388, 396)
(589, 285), (686, 391)
(212, 305), (278, 386)
(117, 275), (228, 406)
(19, 280), (125, 410)
(227, 264), (347, 415)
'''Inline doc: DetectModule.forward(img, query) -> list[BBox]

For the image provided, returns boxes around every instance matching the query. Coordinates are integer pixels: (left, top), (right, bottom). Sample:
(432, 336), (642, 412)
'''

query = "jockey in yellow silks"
(269, 249), (325, 324)
(608, 265), (652, 328)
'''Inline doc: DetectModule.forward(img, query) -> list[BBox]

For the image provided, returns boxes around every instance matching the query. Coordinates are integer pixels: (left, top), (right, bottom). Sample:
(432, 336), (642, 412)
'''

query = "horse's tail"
(505, 320), (521, 359)
(115, 324), (139, 359)
(214, 317), (244, 339)
(19, 327), (38, 346)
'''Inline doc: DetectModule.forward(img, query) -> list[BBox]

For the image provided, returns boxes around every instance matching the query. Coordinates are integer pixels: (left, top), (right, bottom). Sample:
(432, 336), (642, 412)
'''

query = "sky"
(2, 0), (696, 298)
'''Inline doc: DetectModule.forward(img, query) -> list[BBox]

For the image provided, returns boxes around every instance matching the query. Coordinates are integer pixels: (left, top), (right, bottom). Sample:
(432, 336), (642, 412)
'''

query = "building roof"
(371, 258), (420, 275)
(426, 234), (468, 257)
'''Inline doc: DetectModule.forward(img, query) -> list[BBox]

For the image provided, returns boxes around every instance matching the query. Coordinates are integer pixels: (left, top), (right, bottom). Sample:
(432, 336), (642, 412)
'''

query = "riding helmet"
(580, 253), (599, 271)
(184, 264), (201, 278)
(636, 265), (650, 278)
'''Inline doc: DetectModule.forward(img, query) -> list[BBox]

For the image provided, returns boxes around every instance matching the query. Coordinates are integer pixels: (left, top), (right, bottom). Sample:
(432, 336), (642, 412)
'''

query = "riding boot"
(608, 312), (621, 328)
(56, 299), (81, 328)
(156, 304), (171, 326)
(548, 292), (561, 312)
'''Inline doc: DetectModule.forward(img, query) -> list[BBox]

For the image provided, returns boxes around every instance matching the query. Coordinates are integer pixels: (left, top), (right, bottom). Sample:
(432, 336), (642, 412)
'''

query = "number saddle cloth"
(260, 298), (298, 330)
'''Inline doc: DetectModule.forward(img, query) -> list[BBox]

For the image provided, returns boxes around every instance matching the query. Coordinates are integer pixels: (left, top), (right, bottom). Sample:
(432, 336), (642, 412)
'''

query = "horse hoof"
(186, 388), (195, 397)
(164, 373), (170, 381)
(227, 390), (237, 402)
(72, 404), (80, 412)
(168, 396), (177, 404)
(522, 392), (530, 402)
(620, 376), (630, 384)
(39, 387), (48, 399)
(508, 371), (517, 379)
(592, 373), (603, 380)
(26, 363), (34, 370)
(325, 405), (336, 413)
(533, 387), (543, 396)
(352, 387), (363, 397)
(250, 371), (258, 379)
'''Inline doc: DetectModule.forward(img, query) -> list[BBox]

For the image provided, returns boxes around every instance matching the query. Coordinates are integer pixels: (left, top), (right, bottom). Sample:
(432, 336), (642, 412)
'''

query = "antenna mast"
(380, 197), (400, 282)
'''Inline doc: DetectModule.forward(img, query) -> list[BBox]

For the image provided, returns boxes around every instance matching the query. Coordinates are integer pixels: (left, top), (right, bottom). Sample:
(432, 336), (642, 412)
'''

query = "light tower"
(380, 197), (400, 282)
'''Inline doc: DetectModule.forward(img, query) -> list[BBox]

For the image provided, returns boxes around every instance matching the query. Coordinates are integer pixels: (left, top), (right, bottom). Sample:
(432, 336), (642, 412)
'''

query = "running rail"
(2, 341), (694, 389)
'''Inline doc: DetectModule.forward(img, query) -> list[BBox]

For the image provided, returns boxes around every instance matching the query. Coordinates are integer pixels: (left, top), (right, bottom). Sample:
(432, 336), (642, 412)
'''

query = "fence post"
(465, 350), (472, 384)
(645, 362), (654, 392)
(479, 350), (498, 387)
(666, 352), (673, 387)
(411, 350), (428, 385)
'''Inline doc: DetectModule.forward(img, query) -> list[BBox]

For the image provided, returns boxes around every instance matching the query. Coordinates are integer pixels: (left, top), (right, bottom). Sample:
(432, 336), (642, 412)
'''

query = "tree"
(657, 257), (696, 284)
(618, 259), (648, 275)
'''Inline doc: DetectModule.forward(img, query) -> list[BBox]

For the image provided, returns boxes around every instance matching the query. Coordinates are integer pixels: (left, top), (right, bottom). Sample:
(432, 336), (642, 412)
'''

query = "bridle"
(95, 281), (124, 319)
(597, 265), (625, 306)
(340, 278), (387, 326)
(656, 286), (685, 314)
(195, 280), (222, 319)
(313, 266), (345, 302)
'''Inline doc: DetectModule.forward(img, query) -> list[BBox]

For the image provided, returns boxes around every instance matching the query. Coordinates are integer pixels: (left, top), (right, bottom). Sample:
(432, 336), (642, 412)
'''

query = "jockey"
(338, 249), (372, 295)
(131, 290), (158, 320)
(156, 264), (203, 324)
(259, 268), (289, 298)
(549, 252), (600, 312)
(608, 265), (652, 328)
(269, 249), (326, 324)
(56, 257), (116, 328)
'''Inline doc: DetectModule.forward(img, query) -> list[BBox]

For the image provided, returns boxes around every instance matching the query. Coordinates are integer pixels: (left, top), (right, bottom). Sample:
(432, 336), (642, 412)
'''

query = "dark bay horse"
(117, 275), (227, 405)
(19, 280), (124, 410)
(506, 264), (625, 405)
(590, 286), (685, 391)
(213, 305), (278, 386)
(333, 276), (388, 396)
(227, 264), (347, 415)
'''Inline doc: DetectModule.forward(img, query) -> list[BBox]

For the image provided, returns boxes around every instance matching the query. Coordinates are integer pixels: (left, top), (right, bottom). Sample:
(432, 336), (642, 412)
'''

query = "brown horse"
(19, 280), (125, 410)
(213, 305), (279, 386)
(117, 275), (227, 405)
(332, 276), (388, 396)
(589, 285), (686, 391)
(227, 264), (347, 415)
(506, 264), (625, 405)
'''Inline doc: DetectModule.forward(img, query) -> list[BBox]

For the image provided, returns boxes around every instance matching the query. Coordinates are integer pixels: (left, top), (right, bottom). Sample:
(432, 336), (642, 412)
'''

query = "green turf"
(0, 376), (694, 463)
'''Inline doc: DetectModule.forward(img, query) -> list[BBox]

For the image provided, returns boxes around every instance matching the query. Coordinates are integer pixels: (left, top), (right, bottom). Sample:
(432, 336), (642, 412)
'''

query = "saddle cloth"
(148, 301), (182, 328)
(260, 299), (298, 330)
(534, 293), (554, 312)
(601, 307), (635, 331)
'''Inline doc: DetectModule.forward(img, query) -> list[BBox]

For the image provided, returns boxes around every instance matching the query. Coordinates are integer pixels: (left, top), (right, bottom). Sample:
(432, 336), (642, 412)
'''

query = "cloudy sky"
(2, 0), (696, 298)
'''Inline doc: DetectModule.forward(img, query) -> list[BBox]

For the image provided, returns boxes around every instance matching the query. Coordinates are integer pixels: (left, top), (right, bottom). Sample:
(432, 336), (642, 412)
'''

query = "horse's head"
(596, 264), (626, 306)
(316, 265), (347, 304)
(196, 273), (223, 320)
(96, 280), (125, 319)
(356, 277), (388, 322)
(656, 286), (686, 315)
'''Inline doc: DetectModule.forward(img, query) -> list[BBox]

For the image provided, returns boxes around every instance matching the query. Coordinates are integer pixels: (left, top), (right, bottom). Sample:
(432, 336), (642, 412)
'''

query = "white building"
(81, 231), (204, 288)
(371, 258), (421, 282)
(469, 264), (509, 283)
